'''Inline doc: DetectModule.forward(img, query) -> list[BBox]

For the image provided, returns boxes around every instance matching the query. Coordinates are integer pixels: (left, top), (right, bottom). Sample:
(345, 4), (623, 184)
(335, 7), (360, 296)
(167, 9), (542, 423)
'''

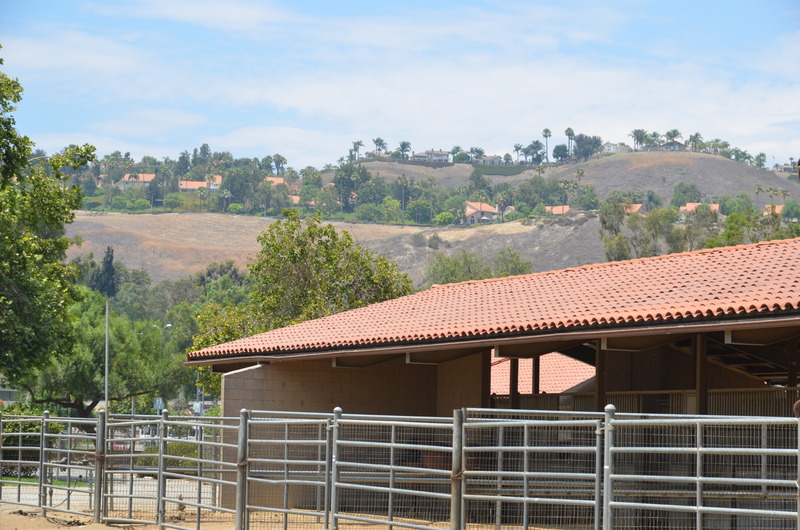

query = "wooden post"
(695, 334), (707, 415)
(510, 358), (519, 409)
(532, 356), (540, 395)
(788, 338), (798, 389)
(595, 341), (606, 412)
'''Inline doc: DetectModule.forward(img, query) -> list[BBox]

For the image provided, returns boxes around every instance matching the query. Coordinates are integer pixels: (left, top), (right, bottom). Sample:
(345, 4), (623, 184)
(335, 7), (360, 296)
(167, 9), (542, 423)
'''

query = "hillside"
(65, 212), (604, 287)
(359, 151), (800, 204)
(65, 151), (799, 288)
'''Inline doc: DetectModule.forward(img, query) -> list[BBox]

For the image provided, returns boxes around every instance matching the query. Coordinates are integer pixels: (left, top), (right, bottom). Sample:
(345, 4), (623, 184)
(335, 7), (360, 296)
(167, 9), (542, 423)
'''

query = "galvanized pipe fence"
(2, 406), (799, 529)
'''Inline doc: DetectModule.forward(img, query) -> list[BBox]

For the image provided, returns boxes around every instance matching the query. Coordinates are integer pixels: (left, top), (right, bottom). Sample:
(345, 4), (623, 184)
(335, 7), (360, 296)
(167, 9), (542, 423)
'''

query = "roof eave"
(185, 312), (800, 367)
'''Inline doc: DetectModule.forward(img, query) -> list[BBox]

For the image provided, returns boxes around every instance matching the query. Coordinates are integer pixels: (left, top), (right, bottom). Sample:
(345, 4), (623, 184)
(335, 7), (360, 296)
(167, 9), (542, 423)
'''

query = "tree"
(19, 287), (188, 417)
(0, 58), (96, 383)
(89, 246), (117, 297)
(372, 137), (387, 155)
(629, 129), (648, 151)
(572, 134), (602, 161)
(665, 129), (682, 143)
(423, 251), (492, 286)
(552, 144), (569, 163)
(513, 143), (523, 163)
(542, 129), (551, 163)
(352, 140), (364, 159)
(249, 210), (412, 328)
(564, 128), (575, 157)
(398, 141), (411, 159)
(406, 199), (434, 225)
(687, 132), (703, 152)
(671, 182), (702, 208)
(492, 248), (532, 277)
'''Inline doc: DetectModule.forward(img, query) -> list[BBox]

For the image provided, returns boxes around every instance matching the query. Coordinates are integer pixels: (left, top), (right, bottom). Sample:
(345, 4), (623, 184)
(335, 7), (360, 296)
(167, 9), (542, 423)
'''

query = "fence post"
(329, 407), (342, 530)
(94, 410), (106, 523)
(451, 408), (464, 530)
(38, 410), (50, 517)
(234, 409), (250, 530)
(602, 404), (615, 530)
(156, 409), (169, 529)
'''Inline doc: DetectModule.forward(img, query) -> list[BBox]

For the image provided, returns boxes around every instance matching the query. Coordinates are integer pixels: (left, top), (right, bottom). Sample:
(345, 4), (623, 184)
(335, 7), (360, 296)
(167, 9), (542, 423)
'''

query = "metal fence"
(2, 406), (799, 529)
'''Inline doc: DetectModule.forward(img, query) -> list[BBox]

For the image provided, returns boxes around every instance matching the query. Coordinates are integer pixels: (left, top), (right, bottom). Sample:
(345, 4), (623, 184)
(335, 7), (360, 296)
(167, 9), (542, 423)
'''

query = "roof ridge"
(429, 237), (800, 290)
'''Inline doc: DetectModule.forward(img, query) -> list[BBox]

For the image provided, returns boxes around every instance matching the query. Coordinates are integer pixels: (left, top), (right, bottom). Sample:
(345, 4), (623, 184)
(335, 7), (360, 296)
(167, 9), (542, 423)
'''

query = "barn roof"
(187, 238), (800, 364)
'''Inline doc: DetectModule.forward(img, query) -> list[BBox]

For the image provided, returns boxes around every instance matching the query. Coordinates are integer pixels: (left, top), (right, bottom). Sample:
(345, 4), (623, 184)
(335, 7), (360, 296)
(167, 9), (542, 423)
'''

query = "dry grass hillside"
(66, 212), (603, 287)
(65, 152), (798, 288)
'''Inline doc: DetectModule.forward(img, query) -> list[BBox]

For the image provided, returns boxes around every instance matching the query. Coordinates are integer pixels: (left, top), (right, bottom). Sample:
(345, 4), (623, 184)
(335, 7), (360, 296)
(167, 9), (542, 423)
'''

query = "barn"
(187, 237), (800, 419)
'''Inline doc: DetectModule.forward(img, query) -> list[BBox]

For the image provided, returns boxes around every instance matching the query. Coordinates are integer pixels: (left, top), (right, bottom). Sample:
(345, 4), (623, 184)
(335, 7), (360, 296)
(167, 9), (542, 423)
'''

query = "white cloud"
(89, 109), (208, 139)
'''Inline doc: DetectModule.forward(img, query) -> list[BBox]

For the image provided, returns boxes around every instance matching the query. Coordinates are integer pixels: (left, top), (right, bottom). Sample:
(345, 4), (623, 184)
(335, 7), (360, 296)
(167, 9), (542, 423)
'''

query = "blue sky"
(2, 0), (799, 169)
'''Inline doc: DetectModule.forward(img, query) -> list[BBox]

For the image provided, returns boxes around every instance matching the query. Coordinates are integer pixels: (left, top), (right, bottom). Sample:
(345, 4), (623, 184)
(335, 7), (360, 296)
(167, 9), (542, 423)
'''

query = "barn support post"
(788, 338), (797, 389)
(595, 341), (606, 412)
(234, 408), (250, 530)
(451, 408), (464, 530)
(94, 410), (106, 523)
(509, 359), (519, 409)
(695, 334), (708, 414)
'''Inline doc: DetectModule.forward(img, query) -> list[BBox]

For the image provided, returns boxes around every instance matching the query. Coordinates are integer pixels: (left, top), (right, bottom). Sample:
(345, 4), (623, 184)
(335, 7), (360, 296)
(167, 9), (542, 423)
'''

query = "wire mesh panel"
(608, 416), (800, 530)
(1, 414), (46, 507)
(40, 416), (98, 517)
(246, 413), (333, 530)
(105, 413), (239, 529)
(463, 412), (601, 530)
(333, 415), (454, 530)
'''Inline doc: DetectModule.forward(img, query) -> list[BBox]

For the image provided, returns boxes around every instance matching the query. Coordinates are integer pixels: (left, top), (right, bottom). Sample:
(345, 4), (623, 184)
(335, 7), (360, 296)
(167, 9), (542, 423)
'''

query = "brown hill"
(66, 212), (604, 288)
(65, 152), (798, 288)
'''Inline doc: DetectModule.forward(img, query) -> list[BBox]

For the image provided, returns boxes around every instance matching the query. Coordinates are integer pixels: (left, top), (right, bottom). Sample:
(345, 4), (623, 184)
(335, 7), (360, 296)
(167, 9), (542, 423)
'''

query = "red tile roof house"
(188, 237), (800, 420)
(464, 201), (498, 224)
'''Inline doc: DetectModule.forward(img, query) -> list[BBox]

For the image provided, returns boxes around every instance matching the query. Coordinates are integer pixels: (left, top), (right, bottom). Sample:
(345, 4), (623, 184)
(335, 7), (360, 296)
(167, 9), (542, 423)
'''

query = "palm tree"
(754, 184), (764, 208)
(665, 129), (682, 144)
(542, 129), (551, 163)
(629, 129), (648, 151)
(352, 140), (364, 159)
(513, 143), (523, 164)
(651, 131), (662, 149)
(399, 141), (411, 159)
(219, 189), (233, 212)
(372, 137), (387, 156)
(574, 168), (585, 186)
(564, 128), (575, 157)
(687, 132), (703, 152)
(273, 153), (287, 175)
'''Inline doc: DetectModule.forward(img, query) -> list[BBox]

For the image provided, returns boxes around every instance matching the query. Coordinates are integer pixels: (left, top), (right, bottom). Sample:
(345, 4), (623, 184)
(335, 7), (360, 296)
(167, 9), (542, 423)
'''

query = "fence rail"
(2, 406), (799, 529)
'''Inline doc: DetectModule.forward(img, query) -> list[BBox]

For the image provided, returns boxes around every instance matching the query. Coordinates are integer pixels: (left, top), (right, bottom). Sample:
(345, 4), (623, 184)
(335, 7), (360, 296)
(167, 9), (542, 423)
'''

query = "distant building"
(179, 175), (222, 192)
(411, 150), (450, 163)
(117, 173), (157, 189)
(680, 202), (720, 214)
(659, 141), (687, 152)
(464, 201), (498, 224)
(545, 205), (571, 215)
(625, 203), (646, 215)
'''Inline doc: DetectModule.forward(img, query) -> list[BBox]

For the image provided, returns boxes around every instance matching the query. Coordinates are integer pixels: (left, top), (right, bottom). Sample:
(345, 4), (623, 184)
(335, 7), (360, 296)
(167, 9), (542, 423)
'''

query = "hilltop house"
(179, 175), (222, 192)
(659, 140), (687, 151)
(117, 173), (157, 189)
(464, 201), (498, 224)
(411, 150), (450, 164)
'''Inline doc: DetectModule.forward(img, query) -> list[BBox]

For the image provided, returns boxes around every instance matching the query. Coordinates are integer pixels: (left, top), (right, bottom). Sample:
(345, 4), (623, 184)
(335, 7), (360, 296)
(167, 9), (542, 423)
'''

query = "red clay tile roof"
(187, 238), (800, 361)
(490, 355), (594, 394)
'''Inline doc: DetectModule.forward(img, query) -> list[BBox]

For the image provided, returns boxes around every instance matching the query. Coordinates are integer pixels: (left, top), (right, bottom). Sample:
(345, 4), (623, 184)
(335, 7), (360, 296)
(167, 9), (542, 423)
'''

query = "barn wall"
(221, 356), (438, 417)
(436, 352), (487, 415)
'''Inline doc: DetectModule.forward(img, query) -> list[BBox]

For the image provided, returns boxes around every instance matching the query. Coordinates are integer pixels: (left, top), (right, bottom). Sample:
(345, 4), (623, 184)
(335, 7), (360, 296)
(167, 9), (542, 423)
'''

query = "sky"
(2, 0), (799, 169)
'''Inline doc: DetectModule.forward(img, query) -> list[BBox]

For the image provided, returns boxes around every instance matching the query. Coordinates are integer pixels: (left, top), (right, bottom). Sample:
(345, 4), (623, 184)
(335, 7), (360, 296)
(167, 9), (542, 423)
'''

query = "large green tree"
(0, 56), (95, 382)
(19, 287), (189, 417)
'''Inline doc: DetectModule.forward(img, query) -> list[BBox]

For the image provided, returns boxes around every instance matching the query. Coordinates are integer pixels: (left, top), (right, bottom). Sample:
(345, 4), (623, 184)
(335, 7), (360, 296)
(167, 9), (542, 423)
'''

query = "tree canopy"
(0, 56), (96, 382)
